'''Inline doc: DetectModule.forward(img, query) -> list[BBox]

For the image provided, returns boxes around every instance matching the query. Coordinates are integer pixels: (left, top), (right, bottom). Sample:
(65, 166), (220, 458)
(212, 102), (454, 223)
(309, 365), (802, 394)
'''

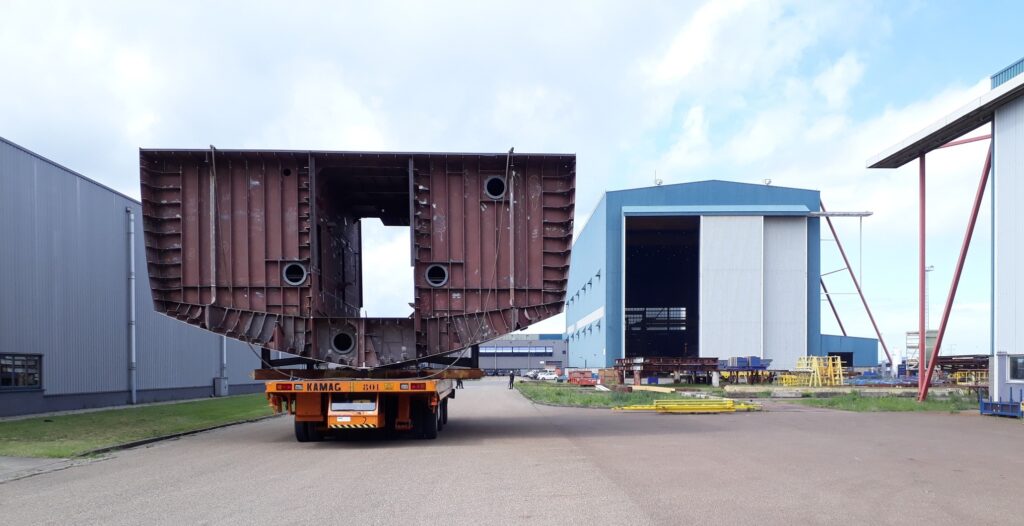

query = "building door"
(624, 216), (699, 358)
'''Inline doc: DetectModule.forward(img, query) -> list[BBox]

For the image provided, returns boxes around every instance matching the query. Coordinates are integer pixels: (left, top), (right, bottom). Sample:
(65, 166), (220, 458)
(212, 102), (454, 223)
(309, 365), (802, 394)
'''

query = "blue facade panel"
(565, 196), (609, 367)
(818, 334), (878, 367)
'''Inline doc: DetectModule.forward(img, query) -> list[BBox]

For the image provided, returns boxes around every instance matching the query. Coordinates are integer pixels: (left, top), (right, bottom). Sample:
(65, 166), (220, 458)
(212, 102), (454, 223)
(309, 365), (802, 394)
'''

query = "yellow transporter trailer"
(266, 376), (467, 441)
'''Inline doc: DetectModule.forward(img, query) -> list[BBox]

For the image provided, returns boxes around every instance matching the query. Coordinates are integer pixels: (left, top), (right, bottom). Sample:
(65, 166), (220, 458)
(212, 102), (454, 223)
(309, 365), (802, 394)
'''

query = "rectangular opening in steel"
(624, 216), (699, 359)
(359, 219), (413, 318)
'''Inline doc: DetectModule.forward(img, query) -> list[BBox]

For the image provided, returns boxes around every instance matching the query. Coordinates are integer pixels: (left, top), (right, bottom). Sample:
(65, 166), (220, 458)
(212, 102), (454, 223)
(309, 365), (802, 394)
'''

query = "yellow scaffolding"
(783, 356), (846, 387)
(951, 370), (988, 385)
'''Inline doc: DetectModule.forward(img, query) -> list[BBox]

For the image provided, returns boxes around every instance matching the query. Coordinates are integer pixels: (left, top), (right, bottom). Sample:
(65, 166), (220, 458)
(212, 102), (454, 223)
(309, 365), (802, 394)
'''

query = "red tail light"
(277, 383), (293, 391)
(410, 382), (426, 390)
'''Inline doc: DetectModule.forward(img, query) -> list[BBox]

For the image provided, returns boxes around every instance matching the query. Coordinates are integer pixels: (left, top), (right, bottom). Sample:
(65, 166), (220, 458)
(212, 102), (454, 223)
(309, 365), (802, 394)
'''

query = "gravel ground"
(1, 377), (1021, 525)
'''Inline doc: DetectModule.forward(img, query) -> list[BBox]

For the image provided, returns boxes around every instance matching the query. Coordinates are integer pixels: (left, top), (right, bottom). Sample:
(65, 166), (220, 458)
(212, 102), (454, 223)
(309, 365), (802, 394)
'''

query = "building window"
(0, 354), (42, 390)
(625, 307), (686, 332)
(478, 345), (555, 356)
(1010, 356), (1024, 381)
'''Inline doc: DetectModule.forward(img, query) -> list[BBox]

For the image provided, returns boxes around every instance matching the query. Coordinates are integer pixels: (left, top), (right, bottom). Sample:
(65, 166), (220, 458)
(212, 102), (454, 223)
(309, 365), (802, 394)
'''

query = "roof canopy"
(867, 72), (1024, 169)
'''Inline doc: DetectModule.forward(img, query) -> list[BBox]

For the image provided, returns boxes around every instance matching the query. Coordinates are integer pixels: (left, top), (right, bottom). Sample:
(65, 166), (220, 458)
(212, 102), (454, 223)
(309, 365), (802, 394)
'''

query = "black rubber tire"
(442, 398), (449, 425)
(294, 421), (311, 442)
(294, 421), (324, 442)
(418, 401), (438, 440)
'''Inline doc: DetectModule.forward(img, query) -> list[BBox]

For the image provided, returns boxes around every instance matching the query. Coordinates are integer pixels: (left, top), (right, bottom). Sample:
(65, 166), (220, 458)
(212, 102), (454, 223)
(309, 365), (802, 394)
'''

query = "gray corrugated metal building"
(0, 137), (263, 417)
(478, 334), (568, 374)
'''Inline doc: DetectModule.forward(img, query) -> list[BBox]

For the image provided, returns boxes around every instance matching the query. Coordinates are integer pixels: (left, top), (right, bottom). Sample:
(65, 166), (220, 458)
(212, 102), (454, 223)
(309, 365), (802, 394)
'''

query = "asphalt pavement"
(1, 377), (1021, 525)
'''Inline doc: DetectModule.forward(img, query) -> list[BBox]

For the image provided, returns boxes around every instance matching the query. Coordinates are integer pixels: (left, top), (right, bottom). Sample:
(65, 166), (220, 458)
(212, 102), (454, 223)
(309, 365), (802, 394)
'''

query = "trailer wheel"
(294, 421), (324, 443)
(416, 401), (438, 440)
(437, 400), (445, 432)
(441, 399), (449, 426)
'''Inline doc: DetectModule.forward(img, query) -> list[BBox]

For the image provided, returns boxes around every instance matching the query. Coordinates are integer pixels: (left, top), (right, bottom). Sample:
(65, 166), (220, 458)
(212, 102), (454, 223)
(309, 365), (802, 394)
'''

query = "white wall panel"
(700, 216), (763, 359)
(994, 97), (1024, 399)
(763, 217), (807, 370)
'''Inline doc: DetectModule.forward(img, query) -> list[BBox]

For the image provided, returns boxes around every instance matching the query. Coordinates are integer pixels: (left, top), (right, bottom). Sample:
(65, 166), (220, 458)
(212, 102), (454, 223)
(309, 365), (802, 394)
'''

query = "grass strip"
(793, 392), (976, 412)
(0, 394), (273, 458)
(515, 381), (674, 408)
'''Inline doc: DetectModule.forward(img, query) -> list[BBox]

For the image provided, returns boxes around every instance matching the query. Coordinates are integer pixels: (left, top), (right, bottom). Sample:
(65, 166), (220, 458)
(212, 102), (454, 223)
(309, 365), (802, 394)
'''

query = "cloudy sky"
(2, 0), (1022, 362)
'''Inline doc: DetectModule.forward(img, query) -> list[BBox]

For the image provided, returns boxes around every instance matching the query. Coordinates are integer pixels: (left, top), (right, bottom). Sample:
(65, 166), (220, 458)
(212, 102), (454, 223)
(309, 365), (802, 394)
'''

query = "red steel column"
(918, 155), (927, 396)
(919, 147), (992, 401)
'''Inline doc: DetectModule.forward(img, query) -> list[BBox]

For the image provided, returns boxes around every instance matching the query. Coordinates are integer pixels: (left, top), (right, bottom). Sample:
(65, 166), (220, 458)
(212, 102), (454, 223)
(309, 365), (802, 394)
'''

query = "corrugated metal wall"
(479, 333), (569, 371)
(565, 196), (608, 367)
(818, 335), (877, 367)
(0, 138), (259, 398)
(763, 217), (808, 370)
(993, 96), (1024, 400)
(699, 216), (763, 358)
(992, 56), (1024, 89)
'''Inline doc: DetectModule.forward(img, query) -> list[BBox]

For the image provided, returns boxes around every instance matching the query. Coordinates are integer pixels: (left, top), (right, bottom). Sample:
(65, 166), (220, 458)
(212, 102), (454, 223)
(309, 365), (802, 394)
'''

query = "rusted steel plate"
(140, 149), (574, 368)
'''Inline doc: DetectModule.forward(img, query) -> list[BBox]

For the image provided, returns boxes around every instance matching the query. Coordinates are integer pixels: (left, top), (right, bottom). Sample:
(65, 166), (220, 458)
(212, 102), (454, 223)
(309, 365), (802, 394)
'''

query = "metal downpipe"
(220, 335), (228, 396)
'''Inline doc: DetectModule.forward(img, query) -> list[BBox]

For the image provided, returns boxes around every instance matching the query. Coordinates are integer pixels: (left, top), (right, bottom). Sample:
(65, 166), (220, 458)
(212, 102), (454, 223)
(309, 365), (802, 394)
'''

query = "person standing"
(508, 370), (516, 389)
(456, 378), (464, 389)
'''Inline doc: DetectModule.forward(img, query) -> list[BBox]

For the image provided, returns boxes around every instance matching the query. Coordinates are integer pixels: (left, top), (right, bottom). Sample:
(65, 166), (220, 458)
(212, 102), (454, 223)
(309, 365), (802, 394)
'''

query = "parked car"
(537, 371), (559, 381)
(525, 370), (540, 379)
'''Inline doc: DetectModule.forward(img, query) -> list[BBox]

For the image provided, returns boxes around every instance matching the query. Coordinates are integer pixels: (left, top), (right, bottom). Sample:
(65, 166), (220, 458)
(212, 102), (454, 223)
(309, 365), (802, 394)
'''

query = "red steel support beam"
(918, 155), (927, 395)
(821, 278), (847, 336)
(919, 146), (992, 401)
(937, 134), (991, 150)
(820, 201), (893, 365)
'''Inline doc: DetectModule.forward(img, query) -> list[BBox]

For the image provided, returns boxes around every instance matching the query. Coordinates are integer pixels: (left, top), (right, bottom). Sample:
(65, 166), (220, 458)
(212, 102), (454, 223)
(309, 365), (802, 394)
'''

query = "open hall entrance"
(624, 216), (699, 359)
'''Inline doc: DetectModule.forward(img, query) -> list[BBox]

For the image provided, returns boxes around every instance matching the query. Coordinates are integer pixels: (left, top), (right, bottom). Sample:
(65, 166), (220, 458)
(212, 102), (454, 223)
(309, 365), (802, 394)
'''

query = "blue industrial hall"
(564, 180), (877, 370)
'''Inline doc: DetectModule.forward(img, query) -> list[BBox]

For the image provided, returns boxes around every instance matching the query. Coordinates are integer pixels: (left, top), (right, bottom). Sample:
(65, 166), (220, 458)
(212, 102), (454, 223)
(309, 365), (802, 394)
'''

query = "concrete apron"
(0, 456), (99, 484)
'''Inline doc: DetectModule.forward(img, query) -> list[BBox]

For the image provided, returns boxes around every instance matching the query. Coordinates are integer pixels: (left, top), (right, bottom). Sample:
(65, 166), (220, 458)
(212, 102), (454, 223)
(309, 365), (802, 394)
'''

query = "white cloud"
(490, 85), (577, 151)
(813, 52), (865, 109)
(648, 0), (751, 86)
(255, 62), (387, 151)
(660, 105), (711, 170)
(645, 0), (869, 99)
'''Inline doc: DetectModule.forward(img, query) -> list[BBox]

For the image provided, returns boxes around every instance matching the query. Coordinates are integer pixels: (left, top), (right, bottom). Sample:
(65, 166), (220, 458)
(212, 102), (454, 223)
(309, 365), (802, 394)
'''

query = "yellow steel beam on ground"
(613, 398), (762, 414)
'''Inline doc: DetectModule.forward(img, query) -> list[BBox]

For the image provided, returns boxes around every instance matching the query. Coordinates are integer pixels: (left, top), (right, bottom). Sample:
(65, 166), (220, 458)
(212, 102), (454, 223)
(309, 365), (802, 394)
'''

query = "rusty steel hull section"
(140, 149), (575, 368)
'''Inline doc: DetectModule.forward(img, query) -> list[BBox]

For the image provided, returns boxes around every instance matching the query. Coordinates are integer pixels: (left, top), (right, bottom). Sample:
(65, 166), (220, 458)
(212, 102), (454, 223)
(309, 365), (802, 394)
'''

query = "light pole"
(925, 265), (934, 331)
(924, 264), (934, 364)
